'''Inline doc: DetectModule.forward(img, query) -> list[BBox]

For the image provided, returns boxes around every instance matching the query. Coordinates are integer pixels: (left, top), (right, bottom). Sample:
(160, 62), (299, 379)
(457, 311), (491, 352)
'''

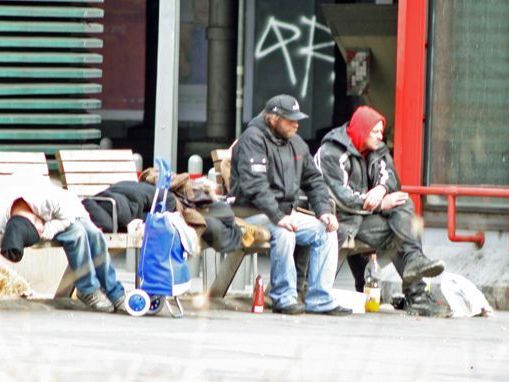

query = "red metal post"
(394, 0), (428, 214)
(446, 195), (485, 248)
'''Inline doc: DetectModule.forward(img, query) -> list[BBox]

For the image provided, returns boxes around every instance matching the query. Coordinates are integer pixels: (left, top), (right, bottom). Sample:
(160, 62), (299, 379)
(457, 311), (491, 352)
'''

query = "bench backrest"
(211, 148), (231, 195)
(0, 151), (49, 178)
(56, 149), (138, 197)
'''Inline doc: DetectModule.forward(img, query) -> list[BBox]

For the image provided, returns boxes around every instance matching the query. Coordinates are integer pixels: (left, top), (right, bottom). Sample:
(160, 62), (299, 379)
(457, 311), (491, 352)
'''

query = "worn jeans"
(55, 218), (125, 303)
(245, 211), (338, 312)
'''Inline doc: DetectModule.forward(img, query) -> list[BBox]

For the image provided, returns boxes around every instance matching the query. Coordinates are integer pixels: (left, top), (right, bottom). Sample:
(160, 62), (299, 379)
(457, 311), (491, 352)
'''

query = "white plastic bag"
(440, 272), (494, 317)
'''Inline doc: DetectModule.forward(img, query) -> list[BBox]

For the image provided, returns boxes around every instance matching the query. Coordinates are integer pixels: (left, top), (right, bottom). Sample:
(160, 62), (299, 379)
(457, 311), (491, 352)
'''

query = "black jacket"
(315, 124), (400, 213)
(230, 114), (331, 224)
(82, 181), (176, 232)
(315, 124), (400, 237)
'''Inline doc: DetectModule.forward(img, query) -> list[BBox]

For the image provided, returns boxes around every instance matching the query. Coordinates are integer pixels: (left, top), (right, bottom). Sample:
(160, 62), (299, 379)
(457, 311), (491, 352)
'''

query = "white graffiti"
(299, 15), (335, 97)
(255, 16), (301, 85)
(255, 15), (335, 98)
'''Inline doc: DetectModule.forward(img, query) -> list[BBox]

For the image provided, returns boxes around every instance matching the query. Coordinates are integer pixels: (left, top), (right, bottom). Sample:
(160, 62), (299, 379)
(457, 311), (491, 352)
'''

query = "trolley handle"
(150, 157), (172, 215)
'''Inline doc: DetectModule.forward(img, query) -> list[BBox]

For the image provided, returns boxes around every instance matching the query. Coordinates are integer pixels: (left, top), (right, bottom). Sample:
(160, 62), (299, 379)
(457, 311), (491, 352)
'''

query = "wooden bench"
(55, 149), (143, 295)
(0, 151), (143, 297)
(0, 152), (76, 297)
(208, 148), (375, 297)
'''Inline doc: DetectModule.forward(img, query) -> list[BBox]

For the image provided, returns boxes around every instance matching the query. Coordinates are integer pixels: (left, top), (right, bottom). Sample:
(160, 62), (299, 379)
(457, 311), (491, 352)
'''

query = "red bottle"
(251, 275), (264, 313)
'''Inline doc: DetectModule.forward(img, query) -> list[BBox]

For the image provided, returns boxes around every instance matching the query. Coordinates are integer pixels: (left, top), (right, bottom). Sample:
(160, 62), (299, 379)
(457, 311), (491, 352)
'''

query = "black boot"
(403, 282), (452, 318)
(402, 254), (445, 283)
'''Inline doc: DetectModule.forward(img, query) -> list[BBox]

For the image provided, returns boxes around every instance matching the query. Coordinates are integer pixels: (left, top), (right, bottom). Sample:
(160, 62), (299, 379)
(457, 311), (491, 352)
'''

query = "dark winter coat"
(314, 124), (399, 237)
(82, 181), (176, 233)
(230, 114), (331, 224)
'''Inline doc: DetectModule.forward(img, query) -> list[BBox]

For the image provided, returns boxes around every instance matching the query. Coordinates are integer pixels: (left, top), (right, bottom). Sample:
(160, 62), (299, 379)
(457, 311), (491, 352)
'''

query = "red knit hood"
(346, 106), (386, 154)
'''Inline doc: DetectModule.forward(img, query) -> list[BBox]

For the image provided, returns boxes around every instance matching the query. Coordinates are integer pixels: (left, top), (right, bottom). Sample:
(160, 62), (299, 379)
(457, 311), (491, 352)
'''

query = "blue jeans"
(55, 218), (125, 303)
(246, 211), (338, 312)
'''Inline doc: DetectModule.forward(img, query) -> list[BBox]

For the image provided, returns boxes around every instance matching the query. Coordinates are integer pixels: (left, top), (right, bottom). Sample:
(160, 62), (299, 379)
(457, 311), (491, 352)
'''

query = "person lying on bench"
(314, 105), (450, 317)
(230, 94), (351, 316)
(0, 177), (126, 313)
(82, 180), (176, 233)
(139, 169), (270, 253)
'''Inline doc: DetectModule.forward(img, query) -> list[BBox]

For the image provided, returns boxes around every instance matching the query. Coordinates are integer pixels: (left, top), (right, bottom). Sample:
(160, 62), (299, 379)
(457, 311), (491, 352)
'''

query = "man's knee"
(273, 227), (296, 247)
(58, 222), (87, 242)
(392, 198), (415, 214)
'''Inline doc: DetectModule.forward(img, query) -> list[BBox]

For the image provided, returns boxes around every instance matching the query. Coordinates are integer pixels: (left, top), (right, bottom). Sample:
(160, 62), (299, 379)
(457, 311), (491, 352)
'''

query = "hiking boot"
(241, 224), (271, 248)
(113, 293), (127, 314)
(402, 255), (445, 283)
(405, 290), (452, 318)
(307, 305), (353, 317)
(273, 302), (305, 315)
(77, 289), (114, 313)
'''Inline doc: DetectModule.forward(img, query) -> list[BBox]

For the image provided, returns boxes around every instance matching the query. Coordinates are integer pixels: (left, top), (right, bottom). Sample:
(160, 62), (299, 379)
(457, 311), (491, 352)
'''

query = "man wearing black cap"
(230, 94), (351, 316)
(0, 178), (125, 313)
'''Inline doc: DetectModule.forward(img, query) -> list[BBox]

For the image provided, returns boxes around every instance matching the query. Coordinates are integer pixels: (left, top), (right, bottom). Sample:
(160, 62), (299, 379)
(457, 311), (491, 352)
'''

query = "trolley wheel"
(147, 295), (165, 315)
(125, 289), (150, 317)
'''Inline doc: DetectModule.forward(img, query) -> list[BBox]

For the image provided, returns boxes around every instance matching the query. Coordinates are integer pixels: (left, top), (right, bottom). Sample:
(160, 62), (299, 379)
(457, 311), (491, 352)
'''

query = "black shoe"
(405, 290), (452, 318)
(403, 256), (445, 283)
(272, 303), (305, 315)
(307, 305), (353, 316)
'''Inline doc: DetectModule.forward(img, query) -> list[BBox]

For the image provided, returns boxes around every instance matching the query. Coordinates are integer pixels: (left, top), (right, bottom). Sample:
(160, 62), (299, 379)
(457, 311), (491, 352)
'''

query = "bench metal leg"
(208, 249), (246, 298)
(54, 265), (75, 298)
(336, 249), (349, 278)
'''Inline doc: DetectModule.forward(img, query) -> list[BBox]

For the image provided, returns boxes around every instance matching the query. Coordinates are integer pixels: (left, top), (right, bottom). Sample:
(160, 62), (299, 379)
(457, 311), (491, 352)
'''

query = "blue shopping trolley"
(125, 158), (191, 318)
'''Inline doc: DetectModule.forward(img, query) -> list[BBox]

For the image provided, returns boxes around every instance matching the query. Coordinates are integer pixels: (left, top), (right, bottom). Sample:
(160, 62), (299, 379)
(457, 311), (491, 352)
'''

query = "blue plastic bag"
(138, 158), (191, 297)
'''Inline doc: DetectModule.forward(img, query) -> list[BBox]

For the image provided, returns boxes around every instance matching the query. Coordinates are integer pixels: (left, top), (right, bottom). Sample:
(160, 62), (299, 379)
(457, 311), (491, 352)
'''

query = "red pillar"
(394, 0), (428, 213)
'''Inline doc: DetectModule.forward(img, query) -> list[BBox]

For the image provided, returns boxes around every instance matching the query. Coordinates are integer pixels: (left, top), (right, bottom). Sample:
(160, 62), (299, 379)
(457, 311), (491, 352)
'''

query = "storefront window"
(426, 0), (509, 207)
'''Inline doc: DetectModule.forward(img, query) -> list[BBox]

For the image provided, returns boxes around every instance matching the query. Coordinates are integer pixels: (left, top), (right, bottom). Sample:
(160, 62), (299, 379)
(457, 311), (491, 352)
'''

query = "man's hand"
(277, 215), (298, 232)
(319, 213), (339, 232)
(380, 191), (409, 211)
(363, 185), (387, 212)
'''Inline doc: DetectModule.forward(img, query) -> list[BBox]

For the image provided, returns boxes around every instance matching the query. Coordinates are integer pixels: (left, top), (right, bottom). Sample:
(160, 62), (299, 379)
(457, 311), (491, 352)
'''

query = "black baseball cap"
(263, 94), (309, 121)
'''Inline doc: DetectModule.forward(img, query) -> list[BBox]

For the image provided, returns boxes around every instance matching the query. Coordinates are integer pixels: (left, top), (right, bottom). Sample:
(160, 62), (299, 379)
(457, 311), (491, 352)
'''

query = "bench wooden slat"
(63, 172), (138, 185)
(30, 234), (139, 250)
(65, 184), (113, 197)
(58, 149), (138, 197)
(0, 163), (48, 175)
(211, 149), (230, 163)
(0, 151), (49, 180)
(58, 149), (134, 161)
(60, 161), (136, 173)
(0, 151), (46, 163)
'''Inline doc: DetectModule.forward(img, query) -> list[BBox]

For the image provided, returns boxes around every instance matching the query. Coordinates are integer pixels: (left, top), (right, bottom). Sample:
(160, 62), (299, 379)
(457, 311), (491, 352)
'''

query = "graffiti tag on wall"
(255, 15), (335, 98)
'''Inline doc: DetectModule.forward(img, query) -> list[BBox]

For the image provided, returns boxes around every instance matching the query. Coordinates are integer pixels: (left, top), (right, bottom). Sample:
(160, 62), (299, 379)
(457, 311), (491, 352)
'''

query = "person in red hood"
(314, 106), (451, 317)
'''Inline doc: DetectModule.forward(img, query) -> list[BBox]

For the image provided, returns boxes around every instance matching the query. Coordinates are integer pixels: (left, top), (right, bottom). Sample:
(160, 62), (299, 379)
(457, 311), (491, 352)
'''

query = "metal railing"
(402, 185), (509, 248)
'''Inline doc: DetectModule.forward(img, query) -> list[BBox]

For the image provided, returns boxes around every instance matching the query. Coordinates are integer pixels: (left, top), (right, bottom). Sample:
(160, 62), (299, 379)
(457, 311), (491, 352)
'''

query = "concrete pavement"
(0, 297), (508, 382)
